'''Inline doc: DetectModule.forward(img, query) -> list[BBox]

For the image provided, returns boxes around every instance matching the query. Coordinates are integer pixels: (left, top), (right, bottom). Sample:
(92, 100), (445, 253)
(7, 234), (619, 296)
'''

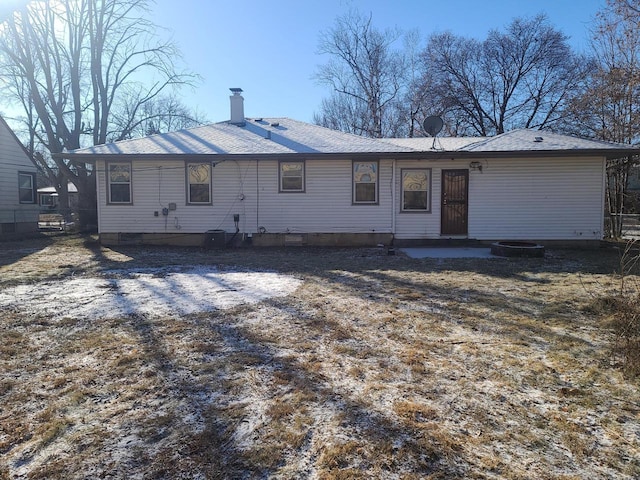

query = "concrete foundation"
(99, 232), (394, 248)
(100, 232), (209, 247)
(98, 232), (602, 249)
(251, 232), (394, 247)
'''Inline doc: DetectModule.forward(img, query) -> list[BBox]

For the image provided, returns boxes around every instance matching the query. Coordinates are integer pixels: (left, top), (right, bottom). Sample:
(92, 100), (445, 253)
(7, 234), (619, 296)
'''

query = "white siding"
(394, 159), (463, 239)
(97, 159), (258, 234)
(256, 159), (392, 234)
(394, 156), (605, 240)
(0, 120), (39, 224)
(97, 158), (393, 235)
(97, 155), (605, 241)
(467, 157), (605, 240)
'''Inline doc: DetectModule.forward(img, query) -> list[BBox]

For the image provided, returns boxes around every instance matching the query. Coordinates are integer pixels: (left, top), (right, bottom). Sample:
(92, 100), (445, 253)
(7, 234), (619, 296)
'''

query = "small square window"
(353, 161), (378, 204)
(279, 161), (304, 192)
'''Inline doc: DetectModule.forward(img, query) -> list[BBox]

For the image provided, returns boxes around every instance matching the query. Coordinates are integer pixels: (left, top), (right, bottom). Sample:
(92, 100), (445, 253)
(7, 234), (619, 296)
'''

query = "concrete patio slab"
(400, 247), (496, 259)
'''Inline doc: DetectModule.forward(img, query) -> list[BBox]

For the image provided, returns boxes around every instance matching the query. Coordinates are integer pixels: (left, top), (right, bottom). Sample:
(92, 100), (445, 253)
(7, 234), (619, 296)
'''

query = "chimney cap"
(230, 87), (243, 95)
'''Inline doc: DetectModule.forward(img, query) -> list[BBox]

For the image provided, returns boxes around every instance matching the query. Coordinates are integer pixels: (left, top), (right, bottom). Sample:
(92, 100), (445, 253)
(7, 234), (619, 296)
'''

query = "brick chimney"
(229, 88), (245, 125)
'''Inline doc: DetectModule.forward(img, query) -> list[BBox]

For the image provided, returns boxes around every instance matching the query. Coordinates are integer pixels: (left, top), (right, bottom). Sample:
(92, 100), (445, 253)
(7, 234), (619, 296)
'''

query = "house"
(0, 115), (39, 238)
(58, 89), (638, 247)
(37, 182), (79, 211)
(37, 183), (79, 230)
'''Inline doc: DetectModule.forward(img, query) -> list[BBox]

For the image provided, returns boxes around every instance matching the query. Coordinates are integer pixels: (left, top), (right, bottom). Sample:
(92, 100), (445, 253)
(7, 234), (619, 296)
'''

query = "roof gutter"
(54, 148), (640, 163)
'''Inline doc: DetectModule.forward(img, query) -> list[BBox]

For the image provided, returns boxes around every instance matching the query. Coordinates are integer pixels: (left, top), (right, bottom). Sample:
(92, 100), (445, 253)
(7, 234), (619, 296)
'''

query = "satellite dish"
(423, 116), (444, 137)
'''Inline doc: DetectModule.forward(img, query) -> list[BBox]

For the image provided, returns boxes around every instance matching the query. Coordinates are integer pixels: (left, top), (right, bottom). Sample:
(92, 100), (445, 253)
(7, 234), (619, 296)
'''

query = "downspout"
(391, 159), (396, 238)
(601, 156), (607, 239)
(96, 160), (103, 235)
(256, 159), (260, 232)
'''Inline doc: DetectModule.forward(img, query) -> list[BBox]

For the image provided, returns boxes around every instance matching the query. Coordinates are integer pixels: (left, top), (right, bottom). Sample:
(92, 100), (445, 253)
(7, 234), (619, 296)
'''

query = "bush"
(604, 241), (640, 377)
(609, 296), (640, 377)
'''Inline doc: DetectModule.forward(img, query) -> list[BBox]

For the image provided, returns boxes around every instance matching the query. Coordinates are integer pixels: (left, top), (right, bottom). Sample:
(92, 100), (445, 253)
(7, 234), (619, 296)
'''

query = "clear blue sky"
(149, 1), (606, 124)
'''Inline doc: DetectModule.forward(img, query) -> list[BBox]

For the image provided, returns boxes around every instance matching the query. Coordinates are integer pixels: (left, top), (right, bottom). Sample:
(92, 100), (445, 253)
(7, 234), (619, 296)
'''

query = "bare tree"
(0, 1), (30, 22)
(314, 11), (406, 138)
(113, 94), (208, 140)
(0, 0), (195, 227)
(609, 0), (640, 17)
(397, 29), (435, 138)
(421, 32), (488, 136)
(313, 94), (368, 136)
(422, 15), (587, 136)
(565, 0), (640, 237)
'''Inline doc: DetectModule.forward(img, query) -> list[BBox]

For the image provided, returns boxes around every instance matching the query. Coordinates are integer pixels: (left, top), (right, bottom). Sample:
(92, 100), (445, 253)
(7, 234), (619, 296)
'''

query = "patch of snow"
(0, 266), (302, 320)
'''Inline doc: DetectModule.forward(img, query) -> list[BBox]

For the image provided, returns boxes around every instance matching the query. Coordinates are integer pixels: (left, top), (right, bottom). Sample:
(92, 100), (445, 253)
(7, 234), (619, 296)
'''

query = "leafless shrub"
(597, 241), (640, 377)
(609, 296), (640, 377)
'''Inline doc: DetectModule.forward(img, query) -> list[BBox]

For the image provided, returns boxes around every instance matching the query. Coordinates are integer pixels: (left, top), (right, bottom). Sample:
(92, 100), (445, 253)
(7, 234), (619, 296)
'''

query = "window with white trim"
(401, 169), (431, 211)
(353, 161), (378, 204)
(279, 161), (304, 192)
(107, 162), (131, 203)
(18, 172), (36, 204)
(187, 162), (212, 204)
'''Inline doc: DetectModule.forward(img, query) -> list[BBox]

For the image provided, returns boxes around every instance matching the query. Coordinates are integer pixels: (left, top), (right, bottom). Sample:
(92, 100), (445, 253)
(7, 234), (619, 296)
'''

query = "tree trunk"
(606, 155), (635, 239)
(75, 176), (97, 231)
(56, 180), (72, 223)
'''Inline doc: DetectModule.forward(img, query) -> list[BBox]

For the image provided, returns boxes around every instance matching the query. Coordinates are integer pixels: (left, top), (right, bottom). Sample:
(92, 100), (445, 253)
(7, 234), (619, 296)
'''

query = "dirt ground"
(0, 233), (639, 479)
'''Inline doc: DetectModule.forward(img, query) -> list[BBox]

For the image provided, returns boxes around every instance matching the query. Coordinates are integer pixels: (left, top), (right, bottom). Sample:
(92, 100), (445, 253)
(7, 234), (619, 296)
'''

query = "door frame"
(440, 169), (469, 236)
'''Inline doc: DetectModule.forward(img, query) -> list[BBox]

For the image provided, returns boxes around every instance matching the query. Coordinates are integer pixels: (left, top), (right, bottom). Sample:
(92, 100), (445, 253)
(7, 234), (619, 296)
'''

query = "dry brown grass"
(0, 234), (639, 479)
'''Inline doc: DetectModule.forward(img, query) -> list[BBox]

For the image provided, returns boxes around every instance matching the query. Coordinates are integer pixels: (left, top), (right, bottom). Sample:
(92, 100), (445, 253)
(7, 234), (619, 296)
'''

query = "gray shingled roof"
(383, 129), (634, 153)
(61, 119), (638, 160)
(463, 129), (632, 152)
(67, 118), (414, 157)
(382, 137), (489, 151)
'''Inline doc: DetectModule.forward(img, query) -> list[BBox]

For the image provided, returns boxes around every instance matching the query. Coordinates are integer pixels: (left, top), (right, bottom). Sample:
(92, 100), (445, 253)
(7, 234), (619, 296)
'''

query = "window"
(279, 161), (304, 192)
(401, 169), (431, 212)
(18, 172), (36, 204)
(353, 161), (378, 204)
(107, 162), (131, 203)
(187, 162), (211, 204)
(40, 194), (56, 207)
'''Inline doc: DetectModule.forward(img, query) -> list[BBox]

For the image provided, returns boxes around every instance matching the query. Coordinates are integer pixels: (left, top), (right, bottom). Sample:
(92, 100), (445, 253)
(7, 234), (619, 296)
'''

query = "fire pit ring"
(490, 241), (545, 258)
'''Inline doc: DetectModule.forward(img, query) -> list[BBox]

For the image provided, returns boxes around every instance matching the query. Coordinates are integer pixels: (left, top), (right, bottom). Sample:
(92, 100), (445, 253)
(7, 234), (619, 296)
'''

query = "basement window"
(353, 161), (378, 204)
(279, 160), (305, 192)
(187, 162), (212, 204)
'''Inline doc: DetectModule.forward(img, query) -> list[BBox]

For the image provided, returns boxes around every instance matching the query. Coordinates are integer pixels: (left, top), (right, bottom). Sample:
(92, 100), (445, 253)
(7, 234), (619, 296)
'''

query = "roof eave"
(55, 148), (639, 162)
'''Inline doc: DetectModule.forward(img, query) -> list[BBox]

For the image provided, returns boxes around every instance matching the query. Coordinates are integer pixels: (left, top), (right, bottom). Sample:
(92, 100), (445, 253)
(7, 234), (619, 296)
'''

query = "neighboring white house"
(0, 115), (39, 238)
(59, 90), (638, 247)
(37, 182), (79, 211)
